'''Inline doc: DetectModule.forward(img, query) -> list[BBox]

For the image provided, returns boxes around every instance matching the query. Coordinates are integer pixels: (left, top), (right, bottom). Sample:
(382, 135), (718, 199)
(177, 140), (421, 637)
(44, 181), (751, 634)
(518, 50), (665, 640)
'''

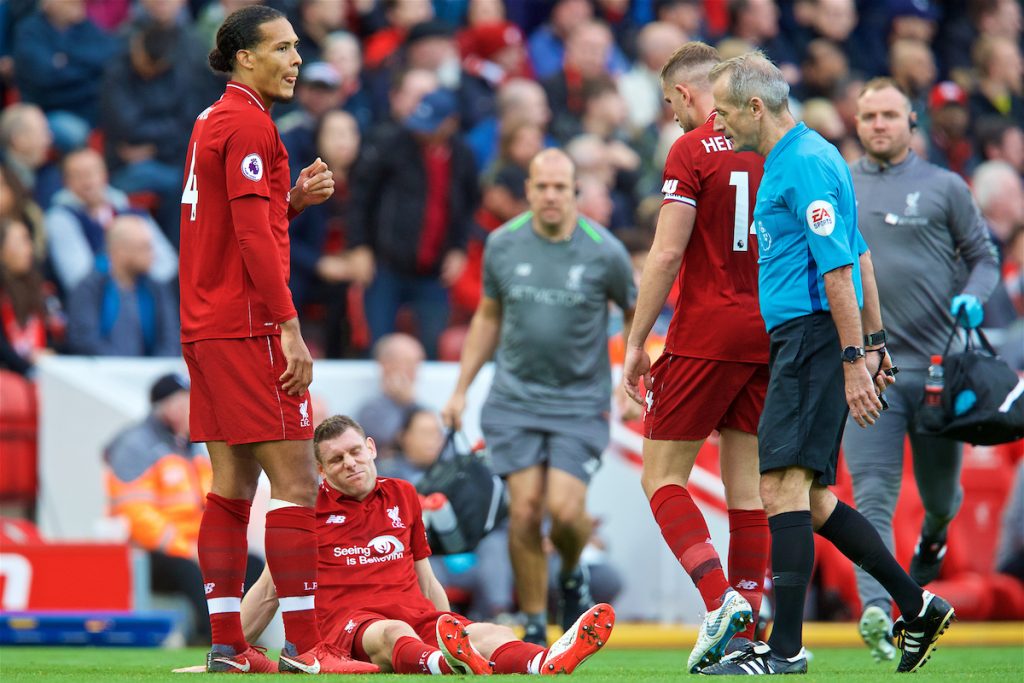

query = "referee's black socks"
(817, 500), (924, 618)
(766, 511), (814, 658)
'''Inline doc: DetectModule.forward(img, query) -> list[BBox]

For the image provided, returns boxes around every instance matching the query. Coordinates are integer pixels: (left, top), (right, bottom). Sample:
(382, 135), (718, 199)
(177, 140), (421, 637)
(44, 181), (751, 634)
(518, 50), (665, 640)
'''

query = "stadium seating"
(0, 371), (38, 509)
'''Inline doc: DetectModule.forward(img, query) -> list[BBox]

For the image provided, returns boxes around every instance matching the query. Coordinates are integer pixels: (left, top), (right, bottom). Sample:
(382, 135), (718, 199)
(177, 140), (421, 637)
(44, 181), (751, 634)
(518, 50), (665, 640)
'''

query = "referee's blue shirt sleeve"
(788, 156), (855, 274)
(856, 231), (868, 255)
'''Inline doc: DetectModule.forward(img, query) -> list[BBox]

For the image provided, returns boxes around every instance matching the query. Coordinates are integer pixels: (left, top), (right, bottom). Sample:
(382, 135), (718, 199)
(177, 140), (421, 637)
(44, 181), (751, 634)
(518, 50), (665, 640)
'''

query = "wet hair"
(208, 5), (285, 74)
(313, 414), (366, 462)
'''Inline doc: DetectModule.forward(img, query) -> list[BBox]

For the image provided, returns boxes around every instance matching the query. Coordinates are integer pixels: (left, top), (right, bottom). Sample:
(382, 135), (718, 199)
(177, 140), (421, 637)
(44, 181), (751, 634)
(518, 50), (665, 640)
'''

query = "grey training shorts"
(479, 402), (609, 484)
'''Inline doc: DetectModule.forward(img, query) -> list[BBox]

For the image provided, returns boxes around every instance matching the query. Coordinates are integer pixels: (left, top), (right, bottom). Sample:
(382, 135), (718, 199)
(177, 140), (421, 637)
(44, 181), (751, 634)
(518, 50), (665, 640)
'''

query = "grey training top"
(850, 151), (1000, 369)
(482, 212), (636, 417)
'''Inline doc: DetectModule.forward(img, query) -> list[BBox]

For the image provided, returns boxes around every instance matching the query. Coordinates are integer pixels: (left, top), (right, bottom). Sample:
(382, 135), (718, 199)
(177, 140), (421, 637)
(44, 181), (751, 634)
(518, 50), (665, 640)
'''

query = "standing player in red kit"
(179, 6), (376, 674)
(622, 42), (770, 673)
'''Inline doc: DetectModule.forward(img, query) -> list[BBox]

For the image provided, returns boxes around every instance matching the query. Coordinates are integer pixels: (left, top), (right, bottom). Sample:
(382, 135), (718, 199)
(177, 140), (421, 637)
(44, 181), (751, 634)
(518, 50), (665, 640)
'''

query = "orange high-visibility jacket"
(105, 414), (211, 558)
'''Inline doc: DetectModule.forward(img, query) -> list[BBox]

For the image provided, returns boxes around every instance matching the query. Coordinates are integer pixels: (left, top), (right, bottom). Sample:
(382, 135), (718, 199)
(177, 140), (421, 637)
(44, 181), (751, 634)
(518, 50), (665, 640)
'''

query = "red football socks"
(728, 508), (770, 640)
(391, 636), (454, 674)
(265, 505), (321, 653)
(198, 493), (252, 651)
(490, 640), (547, 674)
(650, 484), (731, 610)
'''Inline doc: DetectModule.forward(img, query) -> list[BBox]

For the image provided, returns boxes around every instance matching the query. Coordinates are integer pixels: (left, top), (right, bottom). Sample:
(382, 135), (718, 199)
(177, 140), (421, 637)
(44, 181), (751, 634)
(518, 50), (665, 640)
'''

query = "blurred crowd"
(1, 0), (1023, 373)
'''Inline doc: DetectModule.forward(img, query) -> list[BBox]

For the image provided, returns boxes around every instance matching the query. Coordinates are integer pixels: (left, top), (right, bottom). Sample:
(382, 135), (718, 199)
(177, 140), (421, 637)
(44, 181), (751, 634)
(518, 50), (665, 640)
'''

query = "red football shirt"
(314, 477), (434, 635)
(661, 113), (768, 363)
(179, 82), (297, 343)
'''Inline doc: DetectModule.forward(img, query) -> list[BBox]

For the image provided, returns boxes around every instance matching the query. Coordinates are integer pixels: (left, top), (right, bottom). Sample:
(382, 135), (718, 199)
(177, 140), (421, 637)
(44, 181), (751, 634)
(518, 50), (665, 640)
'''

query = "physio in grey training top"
(845, 77), (1000, 660)
(441, 149), (637, 646)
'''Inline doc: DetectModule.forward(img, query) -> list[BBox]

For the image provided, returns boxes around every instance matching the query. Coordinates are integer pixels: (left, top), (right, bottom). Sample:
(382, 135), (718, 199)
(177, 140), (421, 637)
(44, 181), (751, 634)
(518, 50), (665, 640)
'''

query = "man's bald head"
(528, 148), (576, 181)
(527, 149), (578, 234)
(107, 214), (155, 278)
(374, 332), (425, 366)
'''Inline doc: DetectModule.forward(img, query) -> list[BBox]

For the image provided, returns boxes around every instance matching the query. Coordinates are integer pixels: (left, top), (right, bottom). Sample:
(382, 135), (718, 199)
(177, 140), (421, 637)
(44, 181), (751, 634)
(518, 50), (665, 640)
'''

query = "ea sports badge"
(806, 200), (835, 236)
(241, 153), (264, 181)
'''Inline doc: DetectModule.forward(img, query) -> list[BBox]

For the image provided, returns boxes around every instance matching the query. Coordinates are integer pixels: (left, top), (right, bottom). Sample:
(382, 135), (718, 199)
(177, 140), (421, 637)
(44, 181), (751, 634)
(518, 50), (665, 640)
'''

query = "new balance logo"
(204, 582), (215, 595)
(326, 514), (347, 525)
(344, 619), (357, 634)
(737, 579), (759, 591)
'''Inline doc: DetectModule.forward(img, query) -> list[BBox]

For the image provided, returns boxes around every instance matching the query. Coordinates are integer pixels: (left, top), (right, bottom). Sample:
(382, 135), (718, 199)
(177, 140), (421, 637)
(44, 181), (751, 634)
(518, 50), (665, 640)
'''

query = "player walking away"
(621, 42), (769, 673)
(700, 52), (954, 675)
(171, 415), (614, 676)
(846, 78), (999, 663)
(179, 6), (375, 674)
(442, 149), (636, 646)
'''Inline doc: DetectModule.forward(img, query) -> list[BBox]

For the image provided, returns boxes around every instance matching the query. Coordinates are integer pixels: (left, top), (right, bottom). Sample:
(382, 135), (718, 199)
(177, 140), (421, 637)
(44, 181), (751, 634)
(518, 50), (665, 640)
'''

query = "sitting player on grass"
(177, 414), (614, 675)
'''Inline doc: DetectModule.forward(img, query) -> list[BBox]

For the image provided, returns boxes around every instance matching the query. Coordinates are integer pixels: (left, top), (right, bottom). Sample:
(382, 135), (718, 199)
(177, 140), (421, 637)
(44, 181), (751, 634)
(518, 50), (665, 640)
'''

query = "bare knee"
(269, 478), (317, 507)
(809, 487), (838, 530)
(365, 620), (417, 671)
(254, 441), (319, 507)
(467, 623), (518, 659)
(759, 468), (811, 517)
(508, 495), (544, 536)
(640, 469), (688, 500)
(640, 441), (698, 500)
(210, 472), (260, 501)
(548, 499), (586, 533)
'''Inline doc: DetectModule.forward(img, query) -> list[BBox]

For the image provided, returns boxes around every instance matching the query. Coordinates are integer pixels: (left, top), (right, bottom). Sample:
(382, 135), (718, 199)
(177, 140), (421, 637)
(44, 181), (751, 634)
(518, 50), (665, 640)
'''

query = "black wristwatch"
(842, 345), (866, 364)
(864, 329), (887, 346)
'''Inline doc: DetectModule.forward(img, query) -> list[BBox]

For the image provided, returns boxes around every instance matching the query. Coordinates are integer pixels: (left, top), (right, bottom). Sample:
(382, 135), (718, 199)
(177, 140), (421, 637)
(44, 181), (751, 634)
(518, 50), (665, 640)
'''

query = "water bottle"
(919, 355), (945, 431)
(423, 493), (467, 555)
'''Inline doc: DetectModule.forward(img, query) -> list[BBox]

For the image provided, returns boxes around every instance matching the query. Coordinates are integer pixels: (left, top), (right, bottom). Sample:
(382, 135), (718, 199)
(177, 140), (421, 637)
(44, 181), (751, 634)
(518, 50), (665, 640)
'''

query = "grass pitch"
(0, 645), (1022, 681)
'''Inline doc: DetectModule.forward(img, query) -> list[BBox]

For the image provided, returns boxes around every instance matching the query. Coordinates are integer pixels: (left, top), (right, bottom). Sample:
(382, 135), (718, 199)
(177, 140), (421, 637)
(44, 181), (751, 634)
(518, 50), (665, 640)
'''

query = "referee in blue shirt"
(698, 52), (955, 676)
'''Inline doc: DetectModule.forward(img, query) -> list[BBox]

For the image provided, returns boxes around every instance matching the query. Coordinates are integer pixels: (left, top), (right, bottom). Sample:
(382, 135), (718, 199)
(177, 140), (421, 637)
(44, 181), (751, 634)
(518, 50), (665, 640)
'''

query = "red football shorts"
(326, 607), (474, 661)
(182, 336), (314, 445)
(642, 353), (768, 441)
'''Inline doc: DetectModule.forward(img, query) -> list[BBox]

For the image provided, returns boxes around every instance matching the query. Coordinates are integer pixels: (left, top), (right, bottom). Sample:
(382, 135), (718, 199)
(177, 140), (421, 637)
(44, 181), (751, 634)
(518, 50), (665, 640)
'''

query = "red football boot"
(206, 644), (278, 673)
(435, 614), (492, 675)
(278, 641), (380, 674)
(540, 603), (616, 675)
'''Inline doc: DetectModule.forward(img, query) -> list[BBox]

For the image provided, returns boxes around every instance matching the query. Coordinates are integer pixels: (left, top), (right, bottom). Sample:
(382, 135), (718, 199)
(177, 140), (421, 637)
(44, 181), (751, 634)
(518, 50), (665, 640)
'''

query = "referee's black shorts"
(758, 312), (848, 486)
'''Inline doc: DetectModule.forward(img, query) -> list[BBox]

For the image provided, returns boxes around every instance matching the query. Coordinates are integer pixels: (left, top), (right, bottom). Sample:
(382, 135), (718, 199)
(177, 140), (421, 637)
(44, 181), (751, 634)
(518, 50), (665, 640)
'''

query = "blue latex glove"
(442, 553), (477, 574)
(954, 390), (977, 416)
(950, 294), (983, 329)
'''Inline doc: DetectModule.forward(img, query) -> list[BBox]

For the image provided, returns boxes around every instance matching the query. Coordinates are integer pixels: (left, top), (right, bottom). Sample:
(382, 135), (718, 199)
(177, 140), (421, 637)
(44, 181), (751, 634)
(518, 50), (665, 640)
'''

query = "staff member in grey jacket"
(846, 77), (1000, 663)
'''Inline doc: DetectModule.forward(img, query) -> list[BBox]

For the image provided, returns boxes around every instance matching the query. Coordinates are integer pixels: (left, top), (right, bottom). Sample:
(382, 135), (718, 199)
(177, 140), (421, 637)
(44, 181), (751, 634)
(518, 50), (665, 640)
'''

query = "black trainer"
(699, 640), (808, 675)
(558, 564), (593, 632)
(909, 531), (948, 586)
(725, 636), (754, 656)
(893, 591), (955, 673)
(523, 622), (548, 647)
